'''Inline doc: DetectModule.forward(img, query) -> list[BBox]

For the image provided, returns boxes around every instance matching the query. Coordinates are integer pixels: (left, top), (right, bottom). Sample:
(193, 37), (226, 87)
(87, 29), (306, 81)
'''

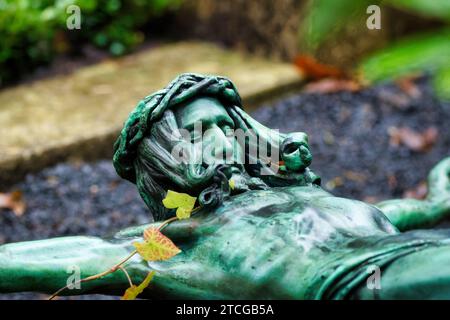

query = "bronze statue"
(1, 74), (450, 299)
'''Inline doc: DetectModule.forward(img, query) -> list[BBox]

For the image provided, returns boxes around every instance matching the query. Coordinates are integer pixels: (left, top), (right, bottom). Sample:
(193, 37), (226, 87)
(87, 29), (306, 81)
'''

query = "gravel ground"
(0, 161), (150, 244)
(254, 76), (450, 203)
(1, 76), (449, 299)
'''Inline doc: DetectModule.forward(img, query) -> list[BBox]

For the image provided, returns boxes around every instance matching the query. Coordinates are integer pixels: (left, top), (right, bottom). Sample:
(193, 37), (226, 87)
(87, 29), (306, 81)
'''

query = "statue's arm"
(377, 157), (450, 231)
(0, 236), (150, 295)
(0, 217), (203, 297)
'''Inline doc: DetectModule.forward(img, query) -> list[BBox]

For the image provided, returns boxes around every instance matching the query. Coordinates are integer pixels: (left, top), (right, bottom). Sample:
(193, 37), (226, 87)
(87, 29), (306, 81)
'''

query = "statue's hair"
(113, 74), (272, 220)
(113, 73), (243, 184)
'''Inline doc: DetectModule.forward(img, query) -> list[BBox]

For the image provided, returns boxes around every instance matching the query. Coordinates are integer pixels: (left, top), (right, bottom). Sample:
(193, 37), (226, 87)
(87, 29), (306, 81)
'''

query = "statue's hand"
(378, 157), (450, 231)
(281, 132), (312, 172)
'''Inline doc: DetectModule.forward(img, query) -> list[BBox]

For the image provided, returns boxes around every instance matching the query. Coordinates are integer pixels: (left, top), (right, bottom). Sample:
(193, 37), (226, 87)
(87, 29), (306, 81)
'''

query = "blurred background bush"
(298, 0), (450, 99)
(1, 0), (449, 99)
(175, 0), (449, 99)
(0, 0), (181, 85)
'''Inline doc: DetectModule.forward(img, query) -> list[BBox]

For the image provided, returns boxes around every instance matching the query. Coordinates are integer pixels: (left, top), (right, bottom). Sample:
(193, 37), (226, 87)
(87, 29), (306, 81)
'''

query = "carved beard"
(220, 164), (268, 194)
(195, 163), (268, 210)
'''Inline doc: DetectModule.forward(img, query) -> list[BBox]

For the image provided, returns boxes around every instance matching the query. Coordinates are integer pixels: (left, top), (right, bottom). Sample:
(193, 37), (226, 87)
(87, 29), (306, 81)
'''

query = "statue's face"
(174, 97), (244, 170)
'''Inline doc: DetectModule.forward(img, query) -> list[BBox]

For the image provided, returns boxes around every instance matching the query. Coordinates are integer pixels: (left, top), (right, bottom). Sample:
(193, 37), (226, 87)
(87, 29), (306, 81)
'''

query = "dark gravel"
(0, 161), (151, 245)
(254, 76), (450, 203)
(1, 76), (449, 299)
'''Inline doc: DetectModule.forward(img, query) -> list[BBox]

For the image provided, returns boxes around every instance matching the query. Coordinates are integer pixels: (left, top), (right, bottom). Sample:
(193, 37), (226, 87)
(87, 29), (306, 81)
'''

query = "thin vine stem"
(119, 266), (133, 287)
(48, 249), (138, 300)
(157, 216), (178, 231)
(49, 214), (182, 300)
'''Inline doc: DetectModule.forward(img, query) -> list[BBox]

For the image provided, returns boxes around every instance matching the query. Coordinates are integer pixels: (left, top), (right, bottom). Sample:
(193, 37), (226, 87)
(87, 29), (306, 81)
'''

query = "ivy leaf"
(175, 207), (192, 220)
(133, 227), (181, 261)
(229, 179), (235, 190)
(162, 190), (196, 220)
(121, 271), (155, 300)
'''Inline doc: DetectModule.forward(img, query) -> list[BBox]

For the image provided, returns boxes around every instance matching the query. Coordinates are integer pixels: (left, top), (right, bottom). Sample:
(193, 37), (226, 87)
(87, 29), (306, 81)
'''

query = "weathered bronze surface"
(1, 74), (450, 299)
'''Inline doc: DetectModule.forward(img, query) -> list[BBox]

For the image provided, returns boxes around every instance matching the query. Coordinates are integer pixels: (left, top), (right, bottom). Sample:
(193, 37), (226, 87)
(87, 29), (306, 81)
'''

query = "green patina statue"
(1, 73), (450, 299)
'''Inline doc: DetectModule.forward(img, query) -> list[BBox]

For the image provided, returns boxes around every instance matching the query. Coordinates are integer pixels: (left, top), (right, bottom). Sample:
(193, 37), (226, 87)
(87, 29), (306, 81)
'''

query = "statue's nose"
(281, 132), (312, 172)
(203, 125), (234, 163)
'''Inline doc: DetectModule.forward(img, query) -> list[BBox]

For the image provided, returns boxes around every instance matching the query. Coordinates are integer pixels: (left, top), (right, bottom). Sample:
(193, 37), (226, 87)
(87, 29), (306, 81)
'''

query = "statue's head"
(114, 73), (319, 220)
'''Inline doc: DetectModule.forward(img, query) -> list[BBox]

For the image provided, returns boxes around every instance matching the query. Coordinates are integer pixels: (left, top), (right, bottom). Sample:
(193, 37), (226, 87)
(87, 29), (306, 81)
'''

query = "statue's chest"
(180, 188), (397, 298)
(206, 187), (397, 258)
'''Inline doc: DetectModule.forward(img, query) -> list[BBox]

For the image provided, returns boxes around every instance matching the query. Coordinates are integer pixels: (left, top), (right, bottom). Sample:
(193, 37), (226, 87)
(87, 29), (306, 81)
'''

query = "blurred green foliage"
(0, 0), (181, 85)
(388, 0), (450, 22)
(360, 29), (450, 82)
(300, 0), (450, 100)
(300, 0), (374, 51)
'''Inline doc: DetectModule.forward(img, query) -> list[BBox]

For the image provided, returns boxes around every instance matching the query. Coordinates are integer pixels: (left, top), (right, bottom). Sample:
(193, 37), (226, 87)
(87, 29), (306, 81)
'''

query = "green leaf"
(434, 67), (450, 101)
(387, 0), (450, 22)
(133, 227), (181, 261)
(299, 0), (376, 50)
(359, 29), (450, 83)
(121, 271), (155, 300)
(175, 207), (191, 220)
(162, 190), (197, 220)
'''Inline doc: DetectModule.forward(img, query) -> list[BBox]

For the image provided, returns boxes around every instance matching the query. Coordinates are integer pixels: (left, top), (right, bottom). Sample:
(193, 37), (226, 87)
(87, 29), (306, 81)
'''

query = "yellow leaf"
(176, 207), (191, 220)
(121, 271), (155, 300)
(134, 227), (181, 261)
(122, 285), (139, 300)
(162, 190), (196, 220)
(229, 179), (235, 190)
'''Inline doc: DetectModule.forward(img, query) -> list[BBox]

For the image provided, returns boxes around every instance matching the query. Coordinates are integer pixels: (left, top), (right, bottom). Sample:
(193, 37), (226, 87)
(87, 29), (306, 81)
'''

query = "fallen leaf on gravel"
(323, 131), (335, 145)
(379, 89), (411, 109)
(0, 191), (26, 217)
(325, 176), (344, 190)
(403, 182), (428, 200)
(396, 76), (422, 99)
(343, 170), (367, 183)
(108, 180), (119, 190)
(303, 79), (361, 94)
(294, 55), (345, 80)
(388, 126), (438, 152)
(363, 196), (380, 204)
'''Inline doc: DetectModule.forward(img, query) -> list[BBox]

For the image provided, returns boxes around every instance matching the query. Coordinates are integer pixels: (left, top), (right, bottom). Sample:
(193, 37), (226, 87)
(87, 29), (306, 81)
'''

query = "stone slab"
(0, 41), (303, 186)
